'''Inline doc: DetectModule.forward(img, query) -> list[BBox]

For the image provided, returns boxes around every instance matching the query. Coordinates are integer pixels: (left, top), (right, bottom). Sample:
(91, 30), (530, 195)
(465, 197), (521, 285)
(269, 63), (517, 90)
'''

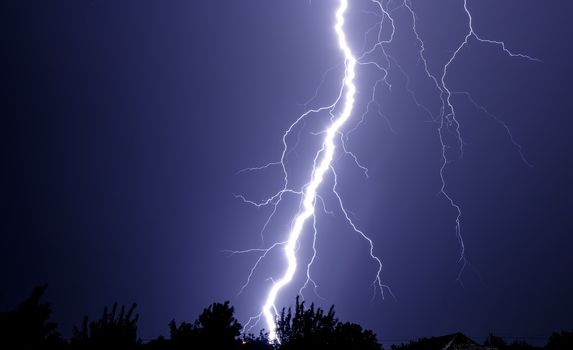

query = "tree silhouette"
(196, 301), (242, 346)
(545, 329), (573, 349)
(168, 318), (197, 348)
(332, 322), (381, 349)
(169, 301), (242, 349)
(3, 286), (572, 350)
(71, 302), (140, 349)
(0, 285), (64, 350)
(276, 296), (382, 350)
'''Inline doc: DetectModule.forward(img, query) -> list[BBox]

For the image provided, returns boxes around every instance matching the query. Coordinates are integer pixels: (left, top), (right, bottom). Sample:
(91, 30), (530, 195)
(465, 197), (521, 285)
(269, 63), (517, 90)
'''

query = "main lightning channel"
(261, 0), (356, 342)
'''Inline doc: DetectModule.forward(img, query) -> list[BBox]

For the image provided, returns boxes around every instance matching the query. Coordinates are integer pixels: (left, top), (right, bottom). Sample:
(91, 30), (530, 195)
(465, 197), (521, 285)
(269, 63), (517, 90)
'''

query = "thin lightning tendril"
(230, 0), (537, 343)
(402, 0), (538, 279)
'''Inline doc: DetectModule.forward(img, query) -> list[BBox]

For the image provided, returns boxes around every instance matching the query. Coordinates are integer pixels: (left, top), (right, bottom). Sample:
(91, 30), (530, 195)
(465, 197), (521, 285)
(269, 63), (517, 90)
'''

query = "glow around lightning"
(259, 0), (357, 341)
(230, 0), (537, 343)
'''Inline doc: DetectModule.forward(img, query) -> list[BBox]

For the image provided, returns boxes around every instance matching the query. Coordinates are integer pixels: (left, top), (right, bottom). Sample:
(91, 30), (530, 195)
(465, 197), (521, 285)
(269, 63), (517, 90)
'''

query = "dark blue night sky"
(2, 0), (572, 346)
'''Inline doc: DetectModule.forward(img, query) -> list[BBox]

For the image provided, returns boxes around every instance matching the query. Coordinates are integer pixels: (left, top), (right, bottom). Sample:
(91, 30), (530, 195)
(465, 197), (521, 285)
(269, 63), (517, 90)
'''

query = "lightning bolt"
(229, 0), (537, 343)
(259, 0), (358, 341)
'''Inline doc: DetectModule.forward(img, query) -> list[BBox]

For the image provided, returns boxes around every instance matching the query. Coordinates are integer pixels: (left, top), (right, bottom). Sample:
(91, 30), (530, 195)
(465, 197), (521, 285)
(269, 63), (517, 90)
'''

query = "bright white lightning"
(231, 0), (538, 343)
(258, 0), (357, 341)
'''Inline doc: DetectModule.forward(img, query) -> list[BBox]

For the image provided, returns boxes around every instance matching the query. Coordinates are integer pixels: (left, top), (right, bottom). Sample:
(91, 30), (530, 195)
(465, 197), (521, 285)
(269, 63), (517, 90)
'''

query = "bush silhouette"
(71, 302), (140, 349)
